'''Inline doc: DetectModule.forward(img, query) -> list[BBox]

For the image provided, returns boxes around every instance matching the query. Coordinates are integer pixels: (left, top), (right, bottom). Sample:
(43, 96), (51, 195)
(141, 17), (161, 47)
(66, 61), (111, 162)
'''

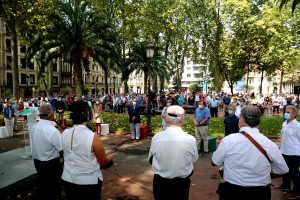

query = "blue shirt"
(223, 97), (231, 105)
(194, 107), (211, 125)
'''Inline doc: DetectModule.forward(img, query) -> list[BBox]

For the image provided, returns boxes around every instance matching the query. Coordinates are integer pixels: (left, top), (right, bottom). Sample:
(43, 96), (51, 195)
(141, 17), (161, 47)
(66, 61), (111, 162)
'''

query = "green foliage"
(3, 88), (12, 98)
(62, 111), (283, 137)
(188, 83), (198, 92)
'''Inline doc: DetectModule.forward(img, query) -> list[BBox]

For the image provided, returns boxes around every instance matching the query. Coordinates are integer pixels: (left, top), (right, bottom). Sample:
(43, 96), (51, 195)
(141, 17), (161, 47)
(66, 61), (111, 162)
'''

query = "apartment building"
(0, 19), (121, 98)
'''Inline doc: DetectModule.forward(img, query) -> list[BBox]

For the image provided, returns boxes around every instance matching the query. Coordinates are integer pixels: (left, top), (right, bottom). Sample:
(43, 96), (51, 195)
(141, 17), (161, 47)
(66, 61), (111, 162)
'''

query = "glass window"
(187, 67), (191, 71)
(53, 76), (59, 85)
(6, 56), (12, 69)
(30, 74), (35, 84)
(6, 39), (11, 52)
(20, 74), (28, 84)
(187, 74), (191, 78)
(5, 25), (10, 35)
(20, 58), (26, 69)
(7, 73), (13, 86)
(20, 45), (26, 53)
(53, 63), (58, 72)
(193, 67), (200, 71)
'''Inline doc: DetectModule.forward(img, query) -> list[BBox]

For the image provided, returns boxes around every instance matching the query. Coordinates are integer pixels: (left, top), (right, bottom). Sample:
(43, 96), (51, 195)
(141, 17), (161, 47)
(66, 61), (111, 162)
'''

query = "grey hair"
(166, 105), (185, 125)
(39, 103), (54, 119)
(240, 105), (261, 128)
(286, 105), (298, 115)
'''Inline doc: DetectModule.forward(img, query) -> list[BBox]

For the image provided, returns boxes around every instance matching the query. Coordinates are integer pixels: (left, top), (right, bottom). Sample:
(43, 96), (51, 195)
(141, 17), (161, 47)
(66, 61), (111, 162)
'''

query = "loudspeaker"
(294, 86), (300, 94)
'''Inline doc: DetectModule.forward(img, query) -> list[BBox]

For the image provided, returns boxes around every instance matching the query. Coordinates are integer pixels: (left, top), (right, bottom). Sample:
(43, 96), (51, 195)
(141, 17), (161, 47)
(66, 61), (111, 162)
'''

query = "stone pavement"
(100, 133), (286, 200)
(0, 132), (287, 200)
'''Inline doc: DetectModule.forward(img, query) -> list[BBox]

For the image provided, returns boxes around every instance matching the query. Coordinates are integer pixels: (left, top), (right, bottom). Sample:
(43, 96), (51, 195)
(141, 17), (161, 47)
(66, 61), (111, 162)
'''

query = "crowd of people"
(1, 90), (300, 200)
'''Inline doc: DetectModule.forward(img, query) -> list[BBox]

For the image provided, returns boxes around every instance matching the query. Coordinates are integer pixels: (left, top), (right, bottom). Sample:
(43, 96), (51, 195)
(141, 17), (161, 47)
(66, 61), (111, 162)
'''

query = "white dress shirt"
(281, 119), (300, 156)
(31, 119), (62, 161)
(209, 98), (219, 108)
(148, 127), (198, 179)
(212, 127), (288, 187)
(235, 105), (244, 118)
(61, 125), (103, 184)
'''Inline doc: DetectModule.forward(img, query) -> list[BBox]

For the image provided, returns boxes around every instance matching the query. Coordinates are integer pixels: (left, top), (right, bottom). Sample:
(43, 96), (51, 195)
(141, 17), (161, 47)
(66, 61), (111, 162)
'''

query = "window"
(20, 74), (28, 84)
(28, 62), (34, 69)
(53, 76), (59, 85)
(61, 77), (71, 85)
(194, 73), (200, 78)
(20, 58), (26, 69)
(193, 67), (200, 71)
(20, 45), (26, 53)
(6, 56), (12, 69)
(5, 25), (10, 35)
(53, 63), (58, 72)
(6, 39), (11, 52)
(187, 74), (191, 78)
(187, 67), (191, 71)
(7, 73), (13, 87)
(30, 74), (35, 84)
(62, 63), (71, 72)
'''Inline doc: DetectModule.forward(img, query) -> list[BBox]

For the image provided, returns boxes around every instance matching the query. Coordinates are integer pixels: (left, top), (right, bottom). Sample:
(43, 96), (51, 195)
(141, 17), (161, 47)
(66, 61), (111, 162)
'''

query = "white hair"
(166, 105), (185, 125)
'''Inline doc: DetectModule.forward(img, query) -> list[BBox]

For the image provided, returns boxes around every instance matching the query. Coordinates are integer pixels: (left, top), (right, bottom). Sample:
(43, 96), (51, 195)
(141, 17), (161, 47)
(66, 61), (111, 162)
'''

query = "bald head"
(166, 105), (185, 126)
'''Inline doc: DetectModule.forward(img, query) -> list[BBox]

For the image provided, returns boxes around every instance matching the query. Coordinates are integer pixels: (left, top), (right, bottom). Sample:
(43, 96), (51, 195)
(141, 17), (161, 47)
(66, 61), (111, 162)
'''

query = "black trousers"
(216, 182), (271, 200)
(273, 106), (279, 114)
(153, 174), (190, 200)
(210, 107), (218, 117)
(282, 155), (300, 193)
(34, 157), (63, 200)
(63, 179), (102, 200)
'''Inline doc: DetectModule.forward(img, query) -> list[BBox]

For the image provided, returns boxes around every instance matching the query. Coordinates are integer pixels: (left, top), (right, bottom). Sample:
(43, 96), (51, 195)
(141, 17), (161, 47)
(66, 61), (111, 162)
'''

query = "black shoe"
(203, 151), (209, 156)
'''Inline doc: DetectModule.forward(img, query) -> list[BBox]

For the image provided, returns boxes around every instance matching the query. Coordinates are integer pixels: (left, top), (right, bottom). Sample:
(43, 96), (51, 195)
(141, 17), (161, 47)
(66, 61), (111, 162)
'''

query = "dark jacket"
(128, 105), (142, 123)
(224, 114), (239, 136)
(3, 107), (15, 119)
(55, 100), (66, 113)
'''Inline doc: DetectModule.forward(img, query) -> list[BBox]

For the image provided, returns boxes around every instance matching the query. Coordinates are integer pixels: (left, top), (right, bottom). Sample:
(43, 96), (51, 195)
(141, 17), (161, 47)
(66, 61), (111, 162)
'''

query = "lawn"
(0, 112), (283, 137)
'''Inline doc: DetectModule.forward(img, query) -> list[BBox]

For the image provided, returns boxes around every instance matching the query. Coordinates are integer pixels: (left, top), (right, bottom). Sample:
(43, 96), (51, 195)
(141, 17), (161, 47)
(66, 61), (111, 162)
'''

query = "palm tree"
(28, 0), (119, 97)
(125, 42), (170, 93)
(278, 0), (300, 12)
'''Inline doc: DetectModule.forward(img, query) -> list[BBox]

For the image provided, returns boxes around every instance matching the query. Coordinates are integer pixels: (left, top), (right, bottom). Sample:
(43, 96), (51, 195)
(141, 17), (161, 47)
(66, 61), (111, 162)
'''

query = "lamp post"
(146, 44), (154, 133)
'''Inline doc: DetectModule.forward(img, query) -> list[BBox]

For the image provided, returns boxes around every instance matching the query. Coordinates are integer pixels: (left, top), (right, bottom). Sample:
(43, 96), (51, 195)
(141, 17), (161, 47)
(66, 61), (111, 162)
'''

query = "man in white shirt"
(148, 105), (198, 200)
(209, 95), (219, 117)
(212, 105), (288, 200)
(274, 105), (300, 200)
(235, 98), (245, 118)
(31, 104), (63, 200)
(272, 94), (280, 115)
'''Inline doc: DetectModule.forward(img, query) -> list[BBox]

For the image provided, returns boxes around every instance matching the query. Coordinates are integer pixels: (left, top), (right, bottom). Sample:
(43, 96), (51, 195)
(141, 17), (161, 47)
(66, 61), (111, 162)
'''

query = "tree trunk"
(144, 68), (148, 93)
(73, 48), (83, 97)
(230, 81), (234, 95)
(104, 69), (109, 94)
(48, 59), (54, 96)
(259, 69), (264, 94)
(279, 65), (284, 94)
(160, 76), (164, 91)
(213, 5), (223, 92)
(8, 20), (20, 100)
(153, 76), (158, 93)
(124, 78), (129, 93)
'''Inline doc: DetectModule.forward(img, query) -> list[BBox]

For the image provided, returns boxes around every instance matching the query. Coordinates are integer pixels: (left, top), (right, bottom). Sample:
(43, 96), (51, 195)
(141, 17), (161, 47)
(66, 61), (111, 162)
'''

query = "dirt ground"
(0, 134), (27, 153)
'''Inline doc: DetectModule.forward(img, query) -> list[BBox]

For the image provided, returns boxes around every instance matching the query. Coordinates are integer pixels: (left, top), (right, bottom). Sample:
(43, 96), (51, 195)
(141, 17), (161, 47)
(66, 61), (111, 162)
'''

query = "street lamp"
(146, 43), (154, 133)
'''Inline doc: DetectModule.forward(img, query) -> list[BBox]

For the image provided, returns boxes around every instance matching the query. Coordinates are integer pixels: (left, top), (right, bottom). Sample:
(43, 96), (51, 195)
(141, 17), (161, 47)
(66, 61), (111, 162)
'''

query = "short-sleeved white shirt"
(212, 127), (288, 186)
(281, 119), (300, 156)
(61, 125), (102, 184)
(31, 119), (62, 161)
(148, 127), (199, 179)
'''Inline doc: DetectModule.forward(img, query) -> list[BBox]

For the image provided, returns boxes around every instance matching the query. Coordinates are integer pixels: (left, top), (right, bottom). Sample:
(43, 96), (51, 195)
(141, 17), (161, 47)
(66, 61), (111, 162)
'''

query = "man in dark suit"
(128, 98), (142, 140)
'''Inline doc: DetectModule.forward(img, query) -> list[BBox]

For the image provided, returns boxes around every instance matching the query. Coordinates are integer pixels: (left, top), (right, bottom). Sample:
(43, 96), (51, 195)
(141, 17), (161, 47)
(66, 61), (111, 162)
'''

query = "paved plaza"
(0, 132), (286, 200)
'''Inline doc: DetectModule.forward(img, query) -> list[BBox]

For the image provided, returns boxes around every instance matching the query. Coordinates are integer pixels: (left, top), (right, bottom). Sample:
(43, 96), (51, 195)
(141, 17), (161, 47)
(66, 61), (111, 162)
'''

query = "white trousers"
(130, 123), (140, 139)
(4, 118), (15, 137)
